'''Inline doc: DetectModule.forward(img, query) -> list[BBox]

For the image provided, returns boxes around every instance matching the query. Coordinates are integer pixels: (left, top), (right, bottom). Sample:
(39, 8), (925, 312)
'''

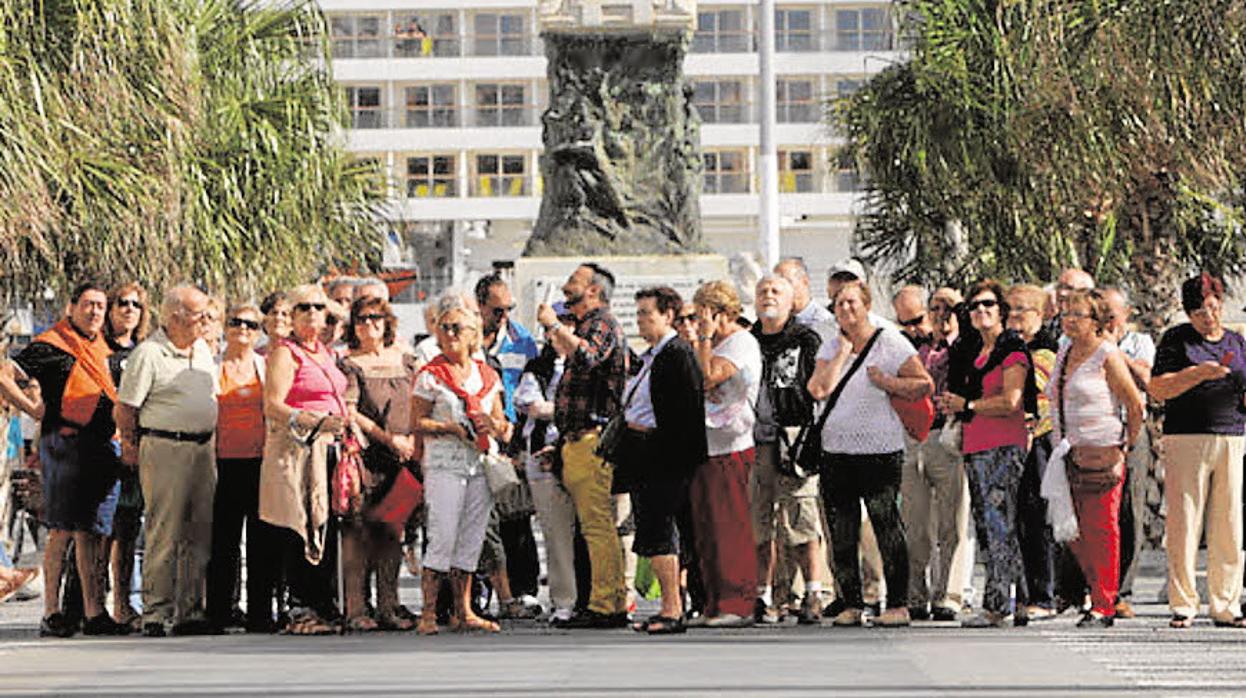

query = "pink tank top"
(282, 339), (348, 415)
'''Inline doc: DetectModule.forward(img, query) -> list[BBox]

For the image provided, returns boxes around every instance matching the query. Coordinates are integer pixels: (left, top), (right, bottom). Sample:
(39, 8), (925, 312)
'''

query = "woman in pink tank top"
(258, 284), (353, 635)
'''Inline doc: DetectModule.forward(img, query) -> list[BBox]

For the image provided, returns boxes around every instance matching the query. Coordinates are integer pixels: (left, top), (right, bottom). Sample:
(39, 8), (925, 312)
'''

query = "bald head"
(893, 285), (931, 339)
(1101, 287), (1130, 335)
(774, 258), (812, 312)
(161, 285), (210, 348)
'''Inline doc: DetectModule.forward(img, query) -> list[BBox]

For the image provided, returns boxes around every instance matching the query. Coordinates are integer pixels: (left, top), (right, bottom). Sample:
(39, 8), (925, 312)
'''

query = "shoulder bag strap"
(809, 328), (883, 436)
(1057, 346), (1071, 440)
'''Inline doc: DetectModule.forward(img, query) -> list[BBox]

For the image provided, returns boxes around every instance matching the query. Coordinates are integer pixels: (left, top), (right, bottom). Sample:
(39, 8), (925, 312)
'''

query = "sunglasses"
(897, 314), (926, 328)
(967, 299), (999, 312)
(676, 314), (697, 324)
(490, 304), (516, 318)
(439, 322), (472, 335)
(355, 313), (387, 324)
(294, 302), (326, 313)
(115, 299), (143, 311)
(227, 318), (260, 330)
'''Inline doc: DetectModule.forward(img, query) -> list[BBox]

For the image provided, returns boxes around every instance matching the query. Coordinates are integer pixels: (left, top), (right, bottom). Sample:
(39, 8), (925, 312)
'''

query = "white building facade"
(321, 0), (903, 302)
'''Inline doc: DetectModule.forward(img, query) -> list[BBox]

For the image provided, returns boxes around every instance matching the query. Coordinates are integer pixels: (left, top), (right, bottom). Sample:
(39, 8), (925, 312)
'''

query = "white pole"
(757, 0), (781, 268)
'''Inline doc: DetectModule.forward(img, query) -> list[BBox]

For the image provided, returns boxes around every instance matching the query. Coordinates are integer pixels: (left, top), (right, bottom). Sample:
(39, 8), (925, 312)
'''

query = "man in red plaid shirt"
(537, 263), (628, 628)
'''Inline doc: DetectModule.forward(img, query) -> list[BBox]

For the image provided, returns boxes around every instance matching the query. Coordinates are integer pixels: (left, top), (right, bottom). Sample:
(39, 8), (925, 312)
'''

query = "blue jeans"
(965, 444), (1027, 615)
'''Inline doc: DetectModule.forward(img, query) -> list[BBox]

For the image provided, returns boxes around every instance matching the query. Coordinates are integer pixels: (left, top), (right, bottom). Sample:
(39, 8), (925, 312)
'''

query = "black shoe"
(142, 622), (167, 638)
(39, 612), (77, 638)
(1076, 612), (1113, 628)
(821, 598), (847, 619)
(170, 619), (224, 636)
(863, 602), (882, 618)
(555, 610), (629, 629)
(908, 605), (931, 621)
(244, 618), (277, 634)
(930, 606), (958, 622)
(82, 613), (131, 636)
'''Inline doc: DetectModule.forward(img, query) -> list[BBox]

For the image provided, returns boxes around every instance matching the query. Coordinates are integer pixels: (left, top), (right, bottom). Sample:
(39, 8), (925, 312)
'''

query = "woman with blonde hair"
(412, 292), (510, 634)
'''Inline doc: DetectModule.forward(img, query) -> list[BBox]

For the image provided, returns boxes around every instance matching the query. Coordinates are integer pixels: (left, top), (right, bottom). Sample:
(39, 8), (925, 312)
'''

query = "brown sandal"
(376, 612), (415, 632)
(282, 612), (336, 636)
(452, 613), (500, 633)
(345, 614), (380, 633)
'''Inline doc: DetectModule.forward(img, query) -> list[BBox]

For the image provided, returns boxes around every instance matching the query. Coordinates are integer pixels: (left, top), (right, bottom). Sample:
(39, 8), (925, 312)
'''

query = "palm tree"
(835, 0), (1246, 334)
(0, 0), (386, 311)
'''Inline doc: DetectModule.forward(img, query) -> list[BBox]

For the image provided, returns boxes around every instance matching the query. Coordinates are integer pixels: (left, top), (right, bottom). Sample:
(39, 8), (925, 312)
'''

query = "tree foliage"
(0, 0), (387, 308)
(836, 0), (1246, 331)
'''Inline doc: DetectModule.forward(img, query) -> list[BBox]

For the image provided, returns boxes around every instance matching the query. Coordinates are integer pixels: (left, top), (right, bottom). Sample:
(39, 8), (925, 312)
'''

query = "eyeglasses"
(675, 314), (697, 324)
(227, 318), (260, 330)
(294, 302), (326, 313)
(897, 314), (926, 328)
(115, 299), (143, 311)
(439, 322), (471, 335)
(1009, 306), (1038, 316)
(1063, 310), (1093, 320)
(179, 308), (211, 323)
(489, 304), (516, 318)
(355, 313), (387, 324)
(967, 299), (999, 312)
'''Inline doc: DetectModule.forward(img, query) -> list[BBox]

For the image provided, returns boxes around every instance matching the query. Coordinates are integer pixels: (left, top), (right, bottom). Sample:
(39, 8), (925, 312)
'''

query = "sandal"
(282, 611), (336, 636)
(416, 616), (439, 636)
(345, 614), (380, 633)
(0, 568), (38, 604)
(452, 613), (500, 633)
(375, 612), (415, 632)
(644, 615), (686, 635)
(1169, 614), (1194, 629)
(631, 614), (663, 633)
(1213, 616), (1246, 628)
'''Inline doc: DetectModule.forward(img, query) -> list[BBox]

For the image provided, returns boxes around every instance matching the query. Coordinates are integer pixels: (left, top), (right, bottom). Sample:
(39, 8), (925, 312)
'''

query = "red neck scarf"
(420, 355), (499, 452)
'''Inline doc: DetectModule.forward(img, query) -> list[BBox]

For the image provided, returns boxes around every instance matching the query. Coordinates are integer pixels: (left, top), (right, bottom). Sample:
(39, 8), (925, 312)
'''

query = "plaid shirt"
(555, 306), (626, 435)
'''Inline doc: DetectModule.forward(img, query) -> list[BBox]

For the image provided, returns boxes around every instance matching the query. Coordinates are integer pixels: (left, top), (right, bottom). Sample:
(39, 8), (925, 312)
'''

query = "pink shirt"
(283, 339), (348, 416)
(962, 351), (1030, 454)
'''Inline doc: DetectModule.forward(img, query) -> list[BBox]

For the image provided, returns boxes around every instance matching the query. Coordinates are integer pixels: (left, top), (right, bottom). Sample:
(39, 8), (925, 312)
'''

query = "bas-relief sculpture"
(523, 0), (705, 256)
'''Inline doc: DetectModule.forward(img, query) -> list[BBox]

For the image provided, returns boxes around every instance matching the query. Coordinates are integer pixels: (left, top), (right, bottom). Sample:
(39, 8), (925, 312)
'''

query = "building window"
(835, 7), (892, 51)
(393, 13), (459, 57)
(330, 14), (385, 59)
(835, 78), (864, 97)
(775, 8), (815, 52)
(403, 85), (457, 128)
(405, 155), (457, 198)
(702, 150), (749, 194)
(693, 80), (747, 124)
(474, 154), (528, 197)
(833, 150), (861, 191)
(779, 150), (815, 193)
(345, 86), (383, 129)
(777, 78), (818, 123)
(474, 84), (529, 127)
(473, 13), (528, 56)
(693, 9), (749, 53)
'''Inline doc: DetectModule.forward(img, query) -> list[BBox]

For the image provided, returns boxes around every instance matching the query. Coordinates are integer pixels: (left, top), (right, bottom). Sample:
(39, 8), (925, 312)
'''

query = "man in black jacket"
(622, 286), (707, 634)
(749, 275), (826, 624)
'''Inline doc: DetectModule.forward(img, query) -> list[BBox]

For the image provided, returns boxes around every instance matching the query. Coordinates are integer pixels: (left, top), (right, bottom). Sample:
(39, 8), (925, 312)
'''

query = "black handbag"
(780, 329), (882, 478)
(595, 358), (653, 464)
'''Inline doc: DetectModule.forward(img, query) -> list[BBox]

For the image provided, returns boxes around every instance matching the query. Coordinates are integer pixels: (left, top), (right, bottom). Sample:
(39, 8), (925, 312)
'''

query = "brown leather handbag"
(1057, 348), (1125, 495)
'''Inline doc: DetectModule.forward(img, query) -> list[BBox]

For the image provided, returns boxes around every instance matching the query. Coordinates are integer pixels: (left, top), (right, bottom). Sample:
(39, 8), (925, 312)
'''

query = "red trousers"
(690, 448), (758, 618)
(1069, 479), (1123, 617)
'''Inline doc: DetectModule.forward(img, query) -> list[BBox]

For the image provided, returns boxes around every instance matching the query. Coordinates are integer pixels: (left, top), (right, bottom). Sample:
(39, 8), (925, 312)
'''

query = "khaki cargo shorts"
(750, 441), (822, 547)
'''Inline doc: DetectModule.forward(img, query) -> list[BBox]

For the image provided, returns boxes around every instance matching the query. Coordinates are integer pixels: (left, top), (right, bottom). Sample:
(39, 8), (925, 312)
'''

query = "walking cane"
(336, 512), (345, 635)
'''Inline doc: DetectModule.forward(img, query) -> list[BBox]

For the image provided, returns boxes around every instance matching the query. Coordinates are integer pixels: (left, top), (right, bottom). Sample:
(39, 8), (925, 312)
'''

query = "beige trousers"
(139, 436), (216, 625)
(901, 430), (972, 610)
(1162, 433), (1245, 621)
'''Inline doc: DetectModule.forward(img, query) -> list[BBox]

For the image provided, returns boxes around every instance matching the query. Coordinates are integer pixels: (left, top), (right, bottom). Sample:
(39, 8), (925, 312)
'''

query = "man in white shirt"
(774, 258), (832, 329)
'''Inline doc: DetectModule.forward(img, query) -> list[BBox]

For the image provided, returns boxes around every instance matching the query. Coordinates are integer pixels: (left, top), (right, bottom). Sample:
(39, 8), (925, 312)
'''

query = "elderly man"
(893, 286), (934, 350)
(0, 279), (128, 637)
(774, 258), (832, 329)
(536, 263), (629, 628)
(116, 286), (219, 637)
(749, 275), (825, 624)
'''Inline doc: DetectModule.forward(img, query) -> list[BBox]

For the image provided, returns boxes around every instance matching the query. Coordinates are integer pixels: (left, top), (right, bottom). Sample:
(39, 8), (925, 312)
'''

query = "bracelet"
(288, 409), (303, 431)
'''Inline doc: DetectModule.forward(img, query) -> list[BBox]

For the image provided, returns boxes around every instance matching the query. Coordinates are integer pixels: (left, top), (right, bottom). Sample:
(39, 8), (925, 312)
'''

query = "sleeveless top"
(282, 338), (347, 415)
(1049, 341), (1123, 447)
(217, 357), (265, 460)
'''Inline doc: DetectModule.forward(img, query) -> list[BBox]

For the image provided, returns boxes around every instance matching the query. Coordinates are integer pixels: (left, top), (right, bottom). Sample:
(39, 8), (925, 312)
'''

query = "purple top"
(1154, 323), (1246, 435)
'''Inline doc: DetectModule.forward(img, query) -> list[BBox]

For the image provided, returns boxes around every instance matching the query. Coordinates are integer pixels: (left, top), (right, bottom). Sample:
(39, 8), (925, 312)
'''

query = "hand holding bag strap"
(809, 328), (884, 438)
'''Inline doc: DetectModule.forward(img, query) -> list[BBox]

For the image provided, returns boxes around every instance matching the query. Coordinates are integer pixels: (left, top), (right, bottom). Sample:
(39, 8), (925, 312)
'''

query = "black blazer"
(648, 336), (709, 478)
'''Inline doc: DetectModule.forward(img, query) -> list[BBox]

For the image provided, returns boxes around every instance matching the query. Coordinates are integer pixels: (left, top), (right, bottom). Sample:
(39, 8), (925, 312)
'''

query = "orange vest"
(34, 320), (118, 429)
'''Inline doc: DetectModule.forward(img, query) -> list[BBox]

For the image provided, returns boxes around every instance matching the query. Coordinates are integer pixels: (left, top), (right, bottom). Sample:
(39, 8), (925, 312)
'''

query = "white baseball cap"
(827, 258), (867, 281)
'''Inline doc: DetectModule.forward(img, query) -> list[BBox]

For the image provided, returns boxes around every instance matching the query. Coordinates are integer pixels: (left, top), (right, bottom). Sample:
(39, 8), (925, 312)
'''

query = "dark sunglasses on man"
(897, 313), (926, 328)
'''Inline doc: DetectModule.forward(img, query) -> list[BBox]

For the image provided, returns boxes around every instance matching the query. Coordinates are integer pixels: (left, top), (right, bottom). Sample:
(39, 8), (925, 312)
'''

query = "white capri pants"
(423, 468), (493, 573)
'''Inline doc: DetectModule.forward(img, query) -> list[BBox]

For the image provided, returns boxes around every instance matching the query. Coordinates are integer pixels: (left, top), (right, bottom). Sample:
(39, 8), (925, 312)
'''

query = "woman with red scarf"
(412, 293), (512, 635)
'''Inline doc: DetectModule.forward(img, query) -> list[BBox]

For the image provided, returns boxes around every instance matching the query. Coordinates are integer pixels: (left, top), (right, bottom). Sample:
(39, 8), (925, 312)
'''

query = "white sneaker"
(549, 607), (573, 623)
(704, 613), (754, 628)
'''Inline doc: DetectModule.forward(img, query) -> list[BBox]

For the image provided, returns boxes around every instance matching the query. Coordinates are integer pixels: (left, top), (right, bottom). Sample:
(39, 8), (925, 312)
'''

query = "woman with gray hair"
(412, 293), (511, 634)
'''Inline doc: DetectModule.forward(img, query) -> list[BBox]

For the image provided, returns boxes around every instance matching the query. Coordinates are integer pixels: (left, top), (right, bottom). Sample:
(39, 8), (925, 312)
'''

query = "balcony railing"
(331, 34), (543, 59)
(688, 31), (896, 53)
(351, 105), (543, 130)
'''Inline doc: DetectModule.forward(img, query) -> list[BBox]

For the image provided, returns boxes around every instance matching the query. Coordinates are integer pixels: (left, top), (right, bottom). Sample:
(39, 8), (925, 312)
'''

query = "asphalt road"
(2, 551), (1245, 696)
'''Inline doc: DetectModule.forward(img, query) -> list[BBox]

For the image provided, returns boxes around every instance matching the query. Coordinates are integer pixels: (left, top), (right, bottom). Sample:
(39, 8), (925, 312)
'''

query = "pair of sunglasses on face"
(227, 318), (260, 330)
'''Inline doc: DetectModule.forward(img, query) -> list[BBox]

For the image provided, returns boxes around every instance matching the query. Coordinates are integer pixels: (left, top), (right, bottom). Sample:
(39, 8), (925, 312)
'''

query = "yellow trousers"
(561, 431), (627, 615)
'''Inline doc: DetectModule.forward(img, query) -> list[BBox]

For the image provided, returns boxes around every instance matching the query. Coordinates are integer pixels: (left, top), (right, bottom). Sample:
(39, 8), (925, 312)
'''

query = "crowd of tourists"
(1, 259), (1244, 637)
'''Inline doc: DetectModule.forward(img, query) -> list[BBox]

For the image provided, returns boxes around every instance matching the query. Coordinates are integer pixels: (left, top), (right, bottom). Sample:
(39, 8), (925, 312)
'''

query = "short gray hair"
(581, 263), (615, 304)
(774, 257), (810, 284)
(355, 277), (390, 302)
(892, 285), (929, 307)
(160, 285), (202, 323)
(755, 273), (794, 295)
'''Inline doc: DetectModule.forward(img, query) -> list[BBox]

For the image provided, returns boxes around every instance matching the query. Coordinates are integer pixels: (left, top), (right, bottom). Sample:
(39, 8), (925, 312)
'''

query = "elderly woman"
(205, 304), (269, 631)
(1048, 290), (1144, 628)
(412, 293), (510, 635)
(104, 282), (150, 628)
(1005, 283), (1060, 620)
(258, 284), (352, 635)
(941, 280), (1036, 627)
(259, 291), (293, 352)
(338, 296), (419, 631)
(808, 280), (933, 628)
(1151, 273), (1246, 628)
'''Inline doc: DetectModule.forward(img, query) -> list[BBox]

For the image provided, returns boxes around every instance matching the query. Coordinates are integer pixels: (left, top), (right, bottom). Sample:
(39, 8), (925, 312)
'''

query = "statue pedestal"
(514, 254), (727, 340)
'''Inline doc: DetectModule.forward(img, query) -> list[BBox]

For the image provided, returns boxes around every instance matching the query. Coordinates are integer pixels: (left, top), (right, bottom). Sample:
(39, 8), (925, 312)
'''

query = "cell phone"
(1222, 351), (1236, 366)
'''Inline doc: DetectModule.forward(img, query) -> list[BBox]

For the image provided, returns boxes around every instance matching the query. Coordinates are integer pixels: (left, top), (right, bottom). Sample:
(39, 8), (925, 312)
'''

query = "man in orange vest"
(0, 279), (129, 637)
